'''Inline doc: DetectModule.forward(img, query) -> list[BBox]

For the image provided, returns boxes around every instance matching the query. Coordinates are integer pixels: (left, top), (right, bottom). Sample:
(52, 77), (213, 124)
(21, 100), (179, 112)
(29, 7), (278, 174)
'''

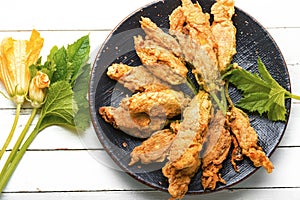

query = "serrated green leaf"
(38, 81), (78, 131)
(266, 87), (286, 121)
(37, 115), (76, 132)
(29, 35), (91, 133)
(237, 92), (270, 115)
(51, 47), (68, 83)
(257, 57), (274, 84)
(73, 63), (91, 130)
(67, 35), (90, 85)
(224, 58), (289, 121)
(47, 46), (59, 61)
(228, 68), (270, 94)
(40, 46), (58, 80)
(267, 101), (286, 121)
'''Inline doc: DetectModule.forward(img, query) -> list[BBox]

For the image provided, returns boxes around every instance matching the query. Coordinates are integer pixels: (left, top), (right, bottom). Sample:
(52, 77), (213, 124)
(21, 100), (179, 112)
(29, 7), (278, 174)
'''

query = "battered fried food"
(162, 91), (212, 200)
(211, 0), (237, 71)
(201, 110), (231, 190)
(169, 0), (223, 94)
(227, 106), (274, 173)
(99, 98), (167, 138)
(129, 128), (177, 166)
(128, 87), (191, 118)
(139, 17), (182, 57)
(99, 0), (275, 197)
(230, 134), (243, 172)
(174, 32), (221, 91)
(169, 0), (218, 67)
(107, 63), (170, 92)
(99, 86), (190, 138)
(134, 35), (187, 85)
(169, 6), (187, 34)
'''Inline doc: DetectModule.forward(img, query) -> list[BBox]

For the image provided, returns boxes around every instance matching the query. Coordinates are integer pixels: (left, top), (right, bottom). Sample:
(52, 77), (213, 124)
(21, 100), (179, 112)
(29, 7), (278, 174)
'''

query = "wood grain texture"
(0, 0), (300, 199)
(1, 148), (300, 194)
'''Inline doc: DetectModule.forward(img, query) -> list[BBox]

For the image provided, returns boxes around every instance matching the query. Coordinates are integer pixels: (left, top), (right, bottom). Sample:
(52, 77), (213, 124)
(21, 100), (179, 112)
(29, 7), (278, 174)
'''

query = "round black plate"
(89, 0), (291, 195)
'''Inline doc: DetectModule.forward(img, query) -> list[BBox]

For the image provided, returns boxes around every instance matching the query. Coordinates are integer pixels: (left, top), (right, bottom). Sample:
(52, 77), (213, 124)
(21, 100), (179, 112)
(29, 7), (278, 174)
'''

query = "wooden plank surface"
(0, 0), (300, 199)
(1, 148), (300, 192)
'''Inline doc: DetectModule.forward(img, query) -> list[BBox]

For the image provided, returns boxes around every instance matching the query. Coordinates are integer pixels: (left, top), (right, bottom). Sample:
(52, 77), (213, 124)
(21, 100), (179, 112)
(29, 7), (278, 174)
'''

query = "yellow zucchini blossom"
(0, 30), (44, 104)
(29, 71), (50, 108)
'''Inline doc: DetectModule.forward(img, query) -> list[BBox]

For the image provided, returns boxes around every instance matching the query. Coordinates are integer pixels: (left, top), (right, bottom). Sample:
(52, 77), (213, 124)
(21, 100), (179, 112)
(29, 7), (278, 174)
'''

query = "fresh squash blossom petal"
(29, 71), (50, 108)
(0, 29), (44, 104)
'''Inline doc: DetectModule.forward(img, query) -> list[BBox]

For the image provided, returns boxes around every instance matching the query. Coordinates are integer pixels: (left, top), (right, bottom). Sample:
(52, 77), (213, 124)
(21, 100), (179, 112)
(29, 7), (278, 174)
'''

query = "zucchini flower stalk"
(29, 71), (50, 108)
(0, 71), (50, 181)
(0, 30), (44, 160)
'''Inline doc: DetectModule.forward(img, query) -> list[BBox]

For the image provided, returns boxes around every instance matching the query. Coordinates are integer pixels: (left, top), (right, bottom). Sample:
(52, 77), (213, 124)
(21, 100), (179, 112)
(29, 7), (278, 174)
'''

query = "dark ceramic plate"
(89, 0), (291, 195)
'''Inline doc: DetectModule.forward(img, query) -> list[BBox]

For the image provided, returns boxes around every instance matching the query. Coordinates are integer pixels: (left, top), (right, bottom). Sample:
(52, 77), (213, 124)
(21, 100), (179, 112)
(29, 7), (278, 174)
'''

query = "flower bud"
(29, 71), (50, 108)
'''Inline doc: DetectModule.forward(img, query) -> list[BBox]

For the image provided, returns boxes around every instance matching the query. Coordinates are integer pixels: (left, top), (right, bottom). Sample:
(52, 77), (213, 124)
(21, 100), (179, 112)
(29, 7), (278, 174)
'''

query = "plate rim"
(88, 0), (291, 195)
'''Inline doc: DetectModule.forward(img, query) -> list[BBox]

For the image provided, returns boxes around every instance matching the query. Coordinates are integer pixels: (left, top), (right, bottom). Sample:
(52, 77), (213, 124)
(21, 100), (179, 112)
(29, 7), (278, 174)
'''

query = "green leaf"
(41, 35), (90, 86)
(28, 35), (91, 132)
(37, 115), (76, 132)
(257, 57), (274, 84)
(39, 46), (59, 80)
(38, 81), (78, 132)
(67, 35), (90, 84)
(47, 46), (59, 61)
(237, 92), (270, 115)
(227, 68), (270, 94)
(29, 64), (38, 79)
(224, 58), (289, 121)
(51, 47), (68, 83)
(266, 87), (286, 121)
(29, 48), (57, 80)
(73, 63), (91, 130)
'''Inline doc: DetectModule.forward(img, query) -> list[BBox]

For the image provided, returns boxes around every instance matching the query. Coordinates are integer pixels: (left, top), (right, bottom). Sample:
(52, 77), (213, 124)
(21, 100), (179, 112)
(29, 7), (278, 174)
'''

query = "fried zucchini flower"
(29, 71), (50, 108)
(0, 29), (44, 104)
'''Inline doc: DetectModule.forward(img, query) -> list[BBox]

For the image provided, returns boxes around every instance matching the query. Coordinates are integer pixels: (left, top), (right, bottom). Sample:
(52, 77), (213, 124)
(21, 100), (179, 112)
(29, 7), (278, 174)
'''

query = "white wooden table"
(0, 0), (300, 199)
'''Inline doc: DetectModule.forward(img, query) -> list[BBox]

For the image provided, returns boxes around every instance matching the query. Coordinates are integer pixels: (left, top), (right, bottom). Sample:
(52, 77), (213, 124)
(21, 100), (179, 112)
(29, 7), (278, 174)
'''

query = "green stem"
(0, 108), (38, 176)
(0, 103), (21, 160)
(0, 122), (40, 193)
(210, 92), (226, 115)
(286, 91), (300, 101)
(225, 81), (235, 107)
(220, 86), (227, 111)
(186, 77), (198, 95)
